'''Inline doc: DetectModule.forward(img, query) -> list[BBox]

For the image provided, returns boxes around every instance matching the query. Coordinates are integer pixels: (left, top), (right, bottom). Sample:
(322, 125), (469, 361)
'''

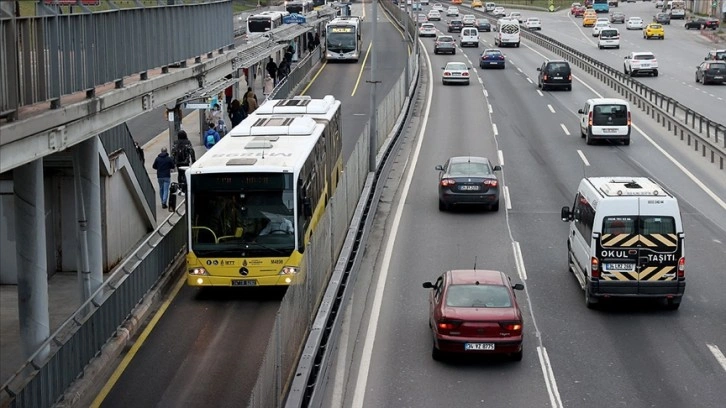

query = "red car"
(573, 5), (586, 17)
(571, 2), (582, 13)
(423, 269), (525, 361)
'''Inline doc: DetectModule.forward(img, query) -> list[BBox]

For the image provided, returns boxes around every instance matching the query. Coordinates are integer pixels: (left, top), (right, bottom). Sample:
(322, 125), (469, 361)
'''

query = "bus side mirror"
(561, 206), (571, 222)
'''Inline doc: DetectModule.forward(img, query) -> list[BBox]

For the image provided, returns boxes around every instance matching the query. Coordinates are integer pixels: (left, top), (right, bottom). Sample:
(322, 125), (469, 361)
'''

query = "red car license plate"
(465, 343), (495, 351)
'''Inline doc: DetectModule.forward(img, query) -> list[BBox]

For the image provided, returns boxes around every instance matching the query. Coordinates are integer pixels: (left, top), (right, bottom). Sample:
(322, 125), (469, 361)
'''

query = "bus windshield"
(190, 173), (296, 257)
(248, 18), (272, 33)
(326, 29), (357, 52)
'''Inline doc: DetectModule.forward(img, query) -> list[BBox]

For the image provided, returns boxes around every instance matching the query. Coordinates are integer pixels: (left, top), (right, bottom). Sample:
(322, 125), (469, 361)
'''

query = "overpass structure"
(0, 0), (337, 405)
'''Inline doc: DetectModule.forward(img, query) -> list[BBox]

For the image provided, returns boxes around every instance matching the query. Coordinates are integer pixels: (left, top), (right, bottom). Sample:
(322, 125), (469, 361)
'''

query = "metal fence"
(98, 123), (156, 216)
(0, 206), (187, 408)
(468, 5), (726, 170)
(247, 2), (419, 407)
(0, 0), (234, 120)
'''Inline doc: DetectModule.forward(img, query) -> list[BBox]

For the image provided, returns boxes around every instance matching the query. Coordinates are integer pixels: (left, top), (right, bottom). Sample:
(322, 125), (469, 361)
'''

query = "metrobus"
(592, 0), (609, 13)
(286, 0), (314, 14)
(312, 0), (326, 8)
(325, 17), (363, 62)
(185, 96), (343, 287)
(246, 11), (289, 39)
(663, 1), (686, 19)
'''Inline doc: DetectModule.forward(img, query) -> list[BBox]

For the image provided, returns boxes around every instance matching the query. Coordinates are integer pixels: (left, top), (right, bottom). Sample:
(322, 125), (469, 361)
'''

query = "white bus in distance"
(325, 17), (363, 62)
(247, 11), (289, 39)
(286, 0), (314, 15)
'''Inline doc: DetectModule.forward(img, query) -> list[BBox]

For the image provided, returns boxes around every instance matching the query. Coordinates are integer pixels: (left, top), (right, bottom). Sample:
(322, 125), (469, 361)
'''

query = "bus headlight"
(279, 266), (299, 275)
(189, 267), (209, 276)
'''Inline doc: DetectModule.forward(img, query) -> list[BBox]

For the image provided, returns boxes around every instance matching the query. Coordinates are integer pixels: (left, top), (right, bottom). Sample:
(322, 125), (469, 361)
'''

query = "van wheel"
(665, 298), (681, 310)
(475, 43), (479, 47)
(585, 288), (598, 309)
(567, 85), (572, 91)
(586, 132), (594, 145)
(515, 42), (520, 48)
(580, 128), (586, 139)
(623, 139), (630, 146)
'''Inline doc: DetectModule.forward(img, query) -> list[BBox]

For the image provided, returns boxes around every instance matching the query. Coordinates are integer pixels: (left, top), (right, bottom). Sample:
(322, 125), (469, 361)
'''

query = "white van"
(598, 27), (620, 49)
(460, 27), (479, 47)
(578, 98), (631, 145)
(561, 177), (686, 309)
(495, 18), (520, 48)
(485, 2), (496, 12)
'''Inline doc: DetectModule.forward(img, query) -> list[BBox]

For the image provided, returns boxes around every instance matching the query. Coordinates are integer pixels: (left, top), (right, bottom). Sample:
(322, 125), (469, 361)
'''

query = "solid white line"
(351, 37), (435, 408)
(537, 346), (564, 408)
(536, 89), (543, 96)
(707, 344), (726, 372)
(560, 123), (570, 135)
(488, 104), (493, 114)
(492, 123), (498, 136)
(548, 104), (556, 113)
(522, 41), (726, 211)
(332, 294), (354, 407)
(577, 149), (590, 166)
(512, 241), (527, 281)
(504, 185), (512, 210)
(497, 149), (504, 166)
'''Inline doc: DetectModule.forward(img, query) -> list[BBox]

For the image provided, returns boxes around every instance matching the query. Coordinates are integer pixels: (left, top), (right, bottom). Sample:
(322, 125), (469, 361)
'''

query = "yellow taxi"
(472, 0), (482, 7)
(643, 23), (665, 40)
(452, 0), (463, 4)
(582, 11), (597, 27)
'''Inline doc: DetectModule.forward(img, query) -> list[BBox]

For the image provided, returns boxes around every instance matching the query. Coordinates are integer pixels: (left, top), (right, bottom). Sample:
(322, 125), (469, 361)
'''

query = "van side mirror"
(536, 67), (541, 71)
(492, 165), (502, 171)
(578, 109), (584, 114)
(561, 206), (571, 222)
(512, 283), (524, 291)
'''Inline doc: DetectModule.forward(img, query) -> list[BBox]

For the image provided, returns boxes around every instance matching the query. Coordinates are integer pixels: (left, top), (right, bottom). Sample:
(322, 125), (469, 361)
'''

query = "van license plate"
(465, 343), (495, 351)
(604, 263), (635, 271)
(603, 128), (617, 133)
(553, 76), (563, 79)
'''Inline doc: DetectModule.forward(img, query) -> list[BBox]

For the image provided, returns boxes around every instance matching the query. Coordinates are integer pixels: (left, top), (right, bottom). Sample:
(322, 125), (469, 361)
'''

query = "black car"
(695, 61), (726, 85)
(653, 13), (670, 25)
(609, 12), (625, 24)
(447, 19), (464, 32)
(436, 156), (501, 211)
(537, 60), (572, 91)
(685, 18), (719, 30)
(475, 18), (491, 32)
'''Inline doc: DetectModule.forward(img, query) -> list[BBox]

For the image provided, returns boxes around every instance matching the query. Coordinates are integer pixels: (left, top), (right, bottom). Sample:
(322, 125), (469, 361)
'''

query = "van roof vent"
(599, 177), (662, 197)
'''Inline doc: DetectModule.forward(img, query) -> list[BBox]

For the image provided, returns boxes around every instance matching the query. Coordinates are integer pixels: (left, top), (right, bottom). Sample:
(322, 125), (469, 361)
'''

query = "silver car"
(442, 61), (471, 85)
(434, 35), (456, 55)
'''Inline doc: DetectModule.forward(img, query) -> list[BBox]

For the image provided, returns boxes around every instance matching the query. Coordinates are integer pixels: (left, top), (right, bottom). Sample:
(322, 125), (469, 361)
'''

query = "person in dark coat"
(171, 130), (195, 190)
(278, 59), (290, 82)
(152, 147), (175, 208)
(266, 57), (278, 86)
(314, 32), (320, 47)
(229, 99), (246, 128)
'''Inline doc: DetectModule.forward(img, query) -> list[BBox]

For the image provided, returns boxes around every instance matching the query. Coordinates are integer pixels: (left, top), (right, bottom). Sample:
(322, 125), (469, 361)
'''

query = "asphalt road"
(319, 4), (726, 408)
(522, 1), (726, 123)
(96, 2), (411, 407)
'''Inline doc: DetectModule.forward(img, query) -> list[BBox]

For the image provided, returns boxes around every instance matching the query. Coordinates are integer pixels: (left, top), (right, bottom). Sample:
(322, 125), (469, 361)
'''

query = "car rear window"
(593, 104), (628, 126)
(634, 54), (655, 60)
(716, 52), (726, 60)
(601, 29), (618, 37)
(438, 36), (454, 42)
(449, 162), (490, 175)
(446, 63), (467, 71)
(446, 284), (512, 308)
(650, 24), (662, 29)
(707, 63), (726, 72)
(546, 62), (570, 73)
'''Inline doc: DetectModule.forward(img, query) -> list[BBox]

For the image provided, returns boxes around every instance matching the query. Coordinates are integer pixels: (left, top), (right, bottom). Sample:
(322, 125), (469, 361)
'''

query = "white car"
(462, 14), (476, 26)
(492, 6), (506, 17)
(524, 17), (542, 30)
(508, 11), (524, 23)
(419, 23), (437, 37)
(655, 0), (664, 7)
(432, 3), (445, 11)
(420, 0), (430, 5)
(446, 6), (459, 17)
(427, 9), (441, 21)
(592, 21), (610, 37)
(624, 51), (658, 77)
(442, 61), (471, 85)
(626, 17), (644, 30)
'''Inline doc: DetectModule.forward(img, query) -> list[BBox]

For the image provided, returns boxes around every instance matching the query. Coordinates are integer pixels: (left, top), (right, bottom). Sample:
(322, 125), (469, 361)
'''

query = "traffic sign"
(185, 103), (210, 109)
(283, 13), (307, 24)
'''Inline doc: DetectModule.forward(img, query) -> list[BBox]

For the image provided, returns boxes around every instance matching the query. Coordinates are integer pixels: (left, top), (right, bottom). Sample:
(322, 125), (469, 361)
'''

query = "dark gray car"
(609, 11), (625, 24)
(436, 156), (501, 211)
(434, 35), (456, 54)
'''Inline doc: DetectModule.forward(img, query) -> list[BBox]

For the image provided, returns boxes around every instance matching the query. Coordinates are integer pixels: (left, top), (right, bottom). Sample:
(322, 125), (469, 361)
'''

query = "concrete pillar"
(13, 159), (50, 360)
(75, 137), (103, 300)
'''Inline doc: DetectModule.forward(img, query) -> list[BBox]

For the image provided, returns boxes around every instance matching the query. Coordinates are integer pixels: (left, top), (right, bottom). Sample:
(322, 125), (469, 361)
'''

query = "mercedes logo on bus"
(239, 267), (249, 276)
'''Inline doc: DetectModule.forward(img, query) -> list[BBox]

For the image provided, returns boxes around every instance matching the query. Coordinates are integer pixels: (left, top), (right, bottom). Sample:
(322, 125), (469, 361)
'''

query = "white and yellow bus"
(325, 17), (363, 62)
(185, 96), (343, 287)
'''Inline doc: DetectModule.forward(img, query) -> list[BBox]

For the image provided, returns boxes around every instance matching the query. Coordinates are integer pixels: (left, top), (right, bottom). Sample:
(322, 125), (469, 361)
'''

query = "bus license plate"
(232, 280), (257, 286)
(465, 343), (495, 351)
(604, 263), (635, 271)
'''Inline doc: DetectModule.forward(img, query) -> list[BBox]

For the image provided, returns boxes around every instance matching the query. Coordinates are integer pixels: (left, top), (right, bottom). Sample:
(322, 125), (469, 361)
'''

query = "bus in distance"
(592, 0), (609, 13)
(325, 17), (362, 62)
(247, 11), (289, 39)
(286, 0), (314, 15)
(185, 96), (343, 288)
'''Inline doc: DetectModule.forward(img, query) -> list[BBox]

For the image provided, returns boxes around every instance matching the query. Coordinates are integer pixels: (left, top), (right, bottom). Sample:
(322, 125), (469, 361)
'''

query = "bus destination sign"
(329, 27), (354, 33)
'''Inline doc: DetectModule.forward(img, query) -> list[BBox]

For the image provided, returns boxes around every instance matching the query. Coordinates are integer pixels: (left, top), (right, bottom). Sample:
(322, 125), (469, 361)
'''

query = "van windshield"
(592, 104), (628, 126)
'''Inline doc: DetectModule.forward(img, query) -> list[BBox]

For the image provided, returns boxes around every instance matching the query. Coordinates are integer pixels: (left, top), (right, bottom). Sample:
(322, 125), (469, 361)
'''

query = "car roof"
(447, 269), (508, 286)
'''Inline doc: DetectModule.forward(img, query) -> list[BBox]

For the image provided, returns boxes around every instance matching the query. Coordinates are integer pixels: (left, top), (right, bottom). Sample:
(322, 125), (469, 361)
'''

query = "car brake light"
(444, 72), (451, 76)
(588, 112), (593, 127)
(483, 179), (498, 187)
(677, 257), (685, 278)
(499, 55), (504, 60)
(500, 322), (522, 334)
(568, 74), (572, 81)
(462, 72), (469, 77)
(591, 257), (600, 279)
(627, 111), (631, 126)
(543, 74), (548, 80)
(437, 320), (462, 334)
(441, 178), (456, 186)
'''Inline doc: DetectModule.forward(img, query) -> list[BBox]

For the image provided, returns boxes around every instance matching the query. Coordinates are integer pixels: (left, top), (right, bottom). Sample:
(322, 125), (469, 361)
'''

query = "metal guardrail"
(460, 3), (726, 170)
(0, 204), (187, 408)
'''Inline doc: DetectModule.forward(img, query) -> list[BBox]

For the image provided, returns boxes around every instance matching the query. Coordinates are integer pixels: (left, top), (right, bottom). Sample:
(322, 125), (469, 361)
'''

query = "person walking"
(152, 147), (175, 209)
(228, 99), (246, 127)
(243, 87), (258, 114)
(266, 57), (278, 86)
(307, 32), (315, 53)
(314, 32), (320, 48)
(277, 59), (290, 82)
(204, 122), (221, 149)
(171, 130), (195, 190)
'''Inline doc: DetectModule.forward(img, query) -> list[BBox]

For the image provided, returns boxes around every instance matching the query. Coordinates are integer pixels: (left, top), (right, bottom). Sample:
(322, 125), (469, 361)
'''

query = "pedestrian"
(244, 87), (258, 114)
(307, 32), (315, 53)
(171, 130), (195, 190)
(277, 59), (290, 82)
(134, 140), (145, 164)
(204, 122), (221, 149)
(224, 85), (233, 107)
(152, 147), (175, 209)
(285, 44), (294, 64)
(266, 57), (278, 86)
(206, 103), (222, 126)
(264, 75), (274, 96)
(229, 99), (246, 128)
(314, 32), (320, 48)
